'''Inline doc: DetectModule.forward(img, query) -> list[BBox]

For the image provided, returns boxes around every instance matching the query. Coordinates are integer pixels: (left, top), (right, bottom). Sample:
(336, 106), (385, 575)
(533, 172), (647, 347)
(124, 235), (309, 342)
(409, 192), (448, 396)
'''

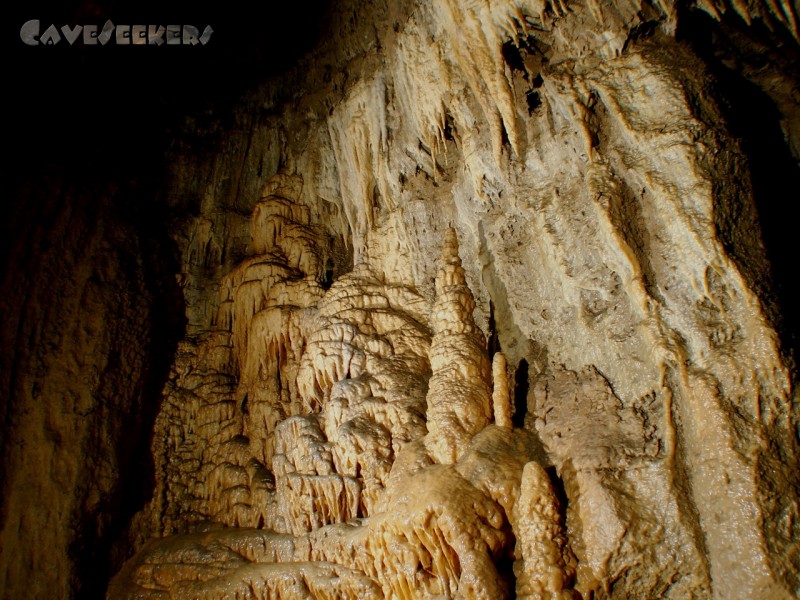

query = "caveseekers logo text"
(20, 19), (213, 46)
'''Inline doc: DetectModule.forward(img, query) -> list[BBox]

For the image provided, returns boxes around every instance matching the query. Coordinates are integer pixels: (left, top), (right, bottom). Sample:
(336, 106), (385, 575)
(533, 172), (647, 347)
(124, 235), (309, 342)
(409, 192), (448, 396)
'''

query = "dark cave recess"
(4, 0), (334, 172)
(677, 6), (800, 371)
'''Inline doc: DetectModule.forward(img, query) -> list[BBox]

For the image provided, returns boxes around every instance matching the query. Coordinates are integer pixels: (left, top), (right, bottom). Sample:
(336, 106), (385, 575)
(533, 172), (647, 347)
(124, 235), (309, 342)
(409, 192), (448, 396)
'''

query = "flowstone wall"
(2, 0), (799, 598)
(114, 1), (800, 597)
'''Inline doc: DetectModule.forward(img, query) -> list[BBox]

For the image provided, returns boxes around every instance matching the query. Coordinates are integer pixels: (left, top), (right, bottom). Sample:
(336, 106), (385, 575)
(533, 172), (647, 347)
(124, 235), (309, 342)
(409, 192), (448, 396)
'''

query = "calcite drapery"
(111, 172), (571, 599)
(110, 0), (798, 597)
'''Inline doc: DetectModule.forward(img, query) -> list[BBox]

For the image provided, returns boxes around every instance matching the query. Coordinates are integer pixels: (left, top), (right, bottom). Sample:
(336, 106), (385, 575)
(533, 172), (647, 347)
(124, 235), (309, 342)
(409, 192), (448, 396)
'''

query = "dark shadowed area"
(1, 1), (332, 597)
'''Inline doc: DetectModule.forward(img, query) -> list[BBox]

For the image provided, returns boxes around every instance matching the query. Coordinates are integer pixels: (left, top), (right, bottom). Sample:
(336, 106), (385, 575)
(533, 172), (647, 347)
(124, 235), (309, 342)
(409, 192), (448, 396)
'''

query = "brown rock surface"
(3, 0), (800, 598)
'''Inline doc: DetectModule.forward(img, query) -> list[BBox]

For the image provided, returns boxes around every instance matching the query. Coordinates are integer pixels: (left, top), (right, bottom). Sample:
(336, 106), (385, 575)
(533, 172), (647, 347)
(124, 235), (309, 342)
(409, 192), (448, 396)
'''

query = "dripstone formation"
(2, 0), (800, 598)
(113, 177), (567, 598)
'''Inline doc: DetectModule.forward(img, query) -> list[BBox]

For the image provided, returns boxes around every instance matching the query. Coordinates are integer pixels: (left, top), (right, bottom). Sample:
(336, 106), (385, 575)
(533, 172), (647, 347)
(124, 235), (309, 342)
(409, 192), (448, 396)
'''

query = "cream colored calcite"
(272, 415), (362, 535)
(108, 0), (800, 598)
(513, 462), (576, 599)
(113, 172), (573, 598)
(424, 228), (493, 464)
(114, 427), (564, 599)
(492, 351), (513, 428)
(6, 2), (795, 598)
(142, 175), (333, 535)
(108, 529), (383, 599)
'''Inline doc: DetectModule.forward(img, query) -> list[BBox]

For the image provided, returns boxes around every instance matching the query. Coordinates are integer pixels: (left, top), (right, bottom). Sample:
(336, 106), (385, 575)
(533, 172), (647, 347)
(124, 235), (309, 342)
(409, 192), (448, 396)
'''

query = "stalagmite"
(513, 461), (576, 599)
(493, 351), (513, 428)
(424, 228), (493, 464)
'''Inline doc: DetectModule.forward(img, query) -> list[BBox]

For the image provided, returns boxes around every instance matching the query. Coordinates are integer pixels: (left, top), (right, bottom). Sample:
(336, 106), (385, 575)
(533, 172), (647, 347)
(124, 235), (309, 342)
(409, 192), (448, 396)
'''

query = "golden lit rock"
(3, 0), (799, 598)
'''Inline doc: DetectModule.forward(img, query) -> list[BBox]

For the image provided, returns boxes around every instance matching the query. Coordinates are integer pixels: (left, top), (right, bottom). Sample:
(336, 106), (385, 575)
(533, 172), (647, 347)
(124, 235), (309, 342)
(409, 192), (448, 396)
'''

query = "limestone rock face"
(3, 0), (800, 598)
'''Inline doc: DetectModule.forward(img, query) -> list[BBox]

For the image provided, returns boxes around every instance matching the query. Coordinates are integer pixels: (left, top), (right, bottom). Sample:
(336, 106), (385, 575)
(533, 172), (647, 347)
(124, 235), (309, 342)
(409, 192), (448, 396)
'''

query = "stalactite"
(106, 1), (800, 598)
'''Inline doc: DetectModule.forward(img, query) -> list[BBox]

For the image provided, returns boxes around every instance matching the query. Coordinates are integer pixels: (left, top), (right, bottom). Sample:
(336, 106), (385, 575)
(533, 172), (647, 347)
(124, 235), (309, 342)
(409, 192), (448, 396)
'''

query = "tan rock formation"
(493, 351), (513, 428)
(111, 0), (800, 594)
(424, 227), (493, 464)
(513, 461), (576, 599)
(106, 171), (575, 598)
(3, 0), (800, 598)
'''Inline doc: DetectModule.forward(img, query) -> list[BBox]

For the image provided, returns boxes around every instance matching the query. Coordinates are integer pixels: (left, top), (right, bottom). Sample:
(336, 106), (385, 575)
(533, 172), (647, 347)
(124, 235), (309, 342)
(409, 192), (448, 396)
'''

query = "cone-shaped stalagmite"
(424, 227), (492, 463)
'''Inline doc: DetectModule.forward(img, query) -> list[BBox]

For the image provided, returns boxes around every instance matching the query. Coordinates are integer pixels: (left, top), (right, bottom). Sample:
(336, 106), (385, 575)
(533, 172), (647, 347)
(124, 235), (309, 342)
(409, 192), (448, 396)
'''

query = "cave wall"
(2, 0), (800, 598)
(0, 170), (184, 598)
(115, 1), (799, 597)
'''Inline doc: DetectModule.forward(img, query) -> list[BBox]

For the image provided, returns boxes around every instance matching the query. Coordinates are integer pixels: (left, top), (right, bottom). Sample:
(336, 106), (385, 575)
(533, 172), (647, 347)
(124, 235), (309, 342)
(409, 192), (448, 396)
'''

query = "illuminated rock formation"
(493, 351), (513, 428)
(3, 0), (800, 598)
(513, 461), (576, 599)
(108, 168), (575, 598)
(424, 228), (493, 464)
(112, 0), (800, 594)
